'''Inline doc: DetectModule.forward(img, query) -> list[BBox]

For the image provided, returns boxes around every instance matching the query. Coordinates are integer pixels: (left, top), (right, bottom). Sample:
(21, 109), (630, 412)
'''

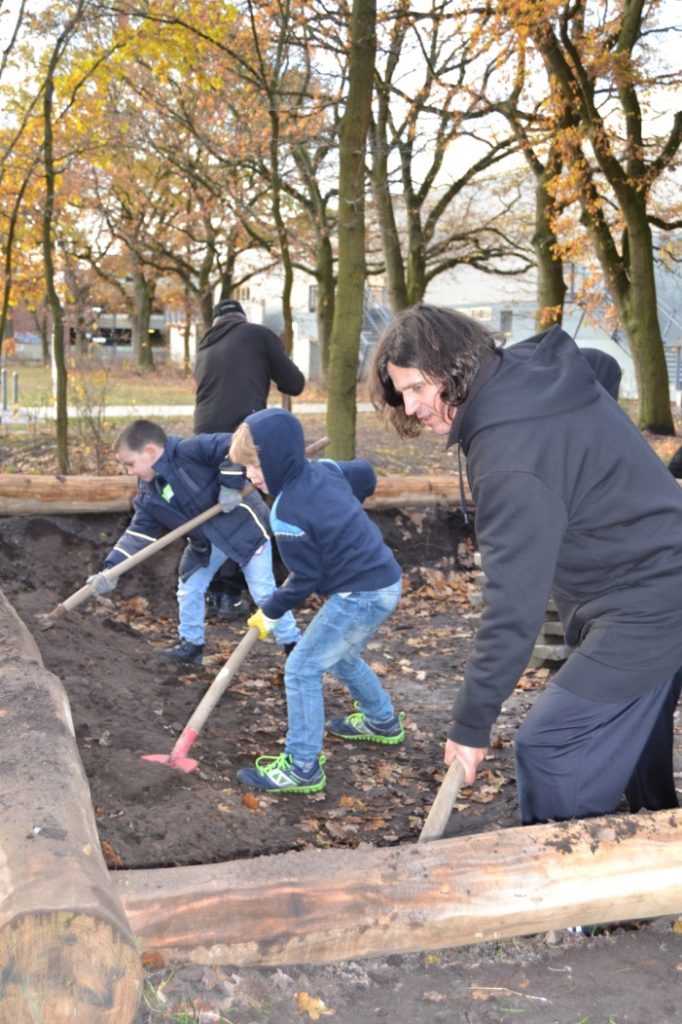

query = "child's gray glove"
(218, 486), (242, 514)
(87, 571), (117, 595)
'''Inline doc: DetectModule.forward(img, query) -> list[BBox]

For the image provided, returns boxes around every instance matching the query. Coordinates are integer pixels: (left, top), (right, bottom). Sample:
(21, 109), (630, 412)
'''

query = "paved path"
(0, 400), (374, 424)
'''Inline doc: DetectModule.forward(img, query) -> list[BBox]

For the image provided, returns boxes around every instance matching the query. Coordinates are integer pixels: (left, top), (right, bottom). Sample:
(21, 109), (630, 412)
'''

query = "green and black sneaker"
(237, 753), (327, 793)
(327, 704), (405, 745)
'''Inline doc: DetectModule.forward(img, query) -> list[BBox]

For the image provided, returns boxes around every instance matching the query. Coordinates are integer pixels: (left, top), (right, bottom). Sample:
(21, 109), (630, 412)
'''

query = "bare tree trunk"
(618, 214), (670, 430)
(370, 30), (409, 315)
(326, 0), (377, 459)
(131, 263), (154, 370)
(533, 161), (566, 330)
(315, 232), (335, 382)
(0, 168), (32, 360)
(42, 16), (80, 474)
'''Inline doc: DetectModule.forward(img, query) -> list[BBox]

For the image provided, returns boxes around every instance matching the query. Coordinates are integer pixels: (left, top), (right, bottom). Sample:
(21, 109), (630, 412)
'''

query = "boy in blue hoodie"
(86, 419), (300, 664)
(229, 408), (404, 793)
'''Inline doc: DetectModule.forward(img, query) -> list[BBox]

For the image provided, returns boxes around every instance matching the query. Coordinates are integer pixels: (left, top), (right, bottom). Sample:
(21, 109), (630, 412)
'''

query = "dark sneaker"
(159, 640), (204, 665)
(327, 704), (405, 745)
(217, 595), (250, 620)
(237, 753), (326, 793)
(205, 592), (221, 618)
(284, 641), (297, 656)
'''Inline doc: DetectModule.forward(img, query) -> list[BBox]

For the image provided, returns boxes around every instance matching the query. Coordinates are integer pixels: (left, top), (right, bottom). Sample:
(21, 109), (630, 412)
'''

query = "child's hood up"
(246, 408), (306, 494)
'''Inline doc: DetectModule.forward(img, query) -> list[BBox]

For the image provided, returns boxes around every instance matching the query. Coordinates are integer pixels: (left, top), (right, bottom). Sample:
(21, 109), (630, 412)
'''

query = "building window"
(309, 285), (318, 313)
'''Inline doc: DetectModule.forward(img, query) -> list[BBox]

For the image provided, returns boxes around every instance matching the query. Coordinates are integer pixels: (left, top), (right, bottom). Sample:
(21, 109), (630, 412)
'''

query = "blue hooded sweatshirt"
(244, 408), (401, 619)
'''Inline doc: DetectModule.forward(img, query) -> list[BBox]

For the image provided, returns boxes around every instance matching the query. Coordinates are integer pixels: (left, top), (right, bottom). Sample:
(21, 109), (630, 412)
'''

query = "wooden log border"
(0, 473), (466, 515)
(0, 590), (143, 1023)
(113, 809), (682, 966)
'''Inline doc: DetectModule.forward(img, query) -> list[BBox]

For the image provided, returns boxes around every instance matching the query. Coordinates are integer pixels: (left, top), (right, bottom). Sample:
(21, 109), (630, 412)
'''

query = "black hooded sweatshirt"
(193, 314), (305, 434)
(447, 326), (682, 748)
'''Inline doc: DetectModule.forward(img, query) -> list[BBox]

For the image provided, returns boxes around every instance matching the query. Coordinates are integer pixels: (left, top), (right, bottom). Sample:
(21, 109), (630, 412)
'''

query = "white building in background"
(165, 259), (681, 404)
(167, 269), (320, 373)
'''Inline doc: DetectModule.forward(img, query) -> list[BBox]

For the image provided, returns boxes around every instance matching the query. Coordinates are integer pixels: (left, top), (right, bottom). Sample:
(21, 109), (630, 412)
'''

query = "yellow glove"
(248, 608), (278, 640)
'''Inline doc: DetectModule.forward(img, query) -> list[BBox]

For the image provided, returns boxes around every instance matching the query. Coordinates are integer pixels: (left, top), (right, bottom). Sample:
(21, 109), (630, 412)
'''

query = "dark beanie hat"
(212, 298), (245, 319)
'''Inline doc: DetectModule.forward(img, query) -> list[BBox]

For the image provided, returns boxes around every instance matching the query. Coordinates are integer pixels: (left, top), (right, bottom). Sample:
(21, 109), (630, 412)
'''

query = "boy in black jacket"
(87, 419), (299, 664)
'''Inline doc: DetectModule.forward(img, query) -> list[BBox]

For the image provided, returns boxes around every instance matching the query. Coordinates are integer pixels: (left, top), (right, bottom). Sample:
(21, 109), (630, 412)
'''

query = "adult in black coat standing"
(194, 299), (305, 434)
(193, 298), (306, 618)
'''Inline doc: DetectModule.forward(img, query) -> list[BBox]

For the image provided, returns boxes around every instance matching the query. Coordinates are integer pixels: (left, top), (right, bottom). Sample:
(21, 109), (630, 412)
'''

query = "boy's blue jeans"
(283, 578), (402, 764)
(177, 542), (300, 646)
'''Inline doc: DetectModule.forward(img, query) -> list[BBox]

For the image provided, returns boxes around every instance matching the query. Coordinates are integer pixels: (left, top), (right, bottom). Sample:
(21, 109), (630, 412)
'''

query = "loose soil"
(1, 415), (681, 1022)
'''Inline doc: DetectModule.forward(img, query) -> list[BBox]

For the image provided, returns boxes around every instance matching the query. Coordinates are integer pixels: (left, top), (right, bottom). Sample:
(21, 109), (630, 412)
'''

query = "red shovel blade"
(141, 727), (199, 773)
(140, 752), (199, 773)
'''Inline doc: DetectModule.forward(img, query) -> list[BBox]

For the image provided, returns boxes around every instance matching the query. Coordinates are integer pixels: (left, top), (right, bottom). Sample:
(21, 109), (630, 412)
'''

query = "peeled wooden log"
(366, 474), (465, 509)
(0, 472), (465, 515)
(0, 473), (135, 514)
(0, 589), (142, 1023)
(114, 808), (682, 967)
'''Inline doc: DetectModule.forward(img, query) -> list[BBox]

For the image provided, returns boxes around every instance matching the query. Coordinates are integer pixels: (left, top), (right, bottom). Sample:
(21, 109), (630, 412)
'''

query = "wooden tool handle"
(306, 435), (330, 457)
(418, 760), (466, 843)
(181, 627), (260, 740)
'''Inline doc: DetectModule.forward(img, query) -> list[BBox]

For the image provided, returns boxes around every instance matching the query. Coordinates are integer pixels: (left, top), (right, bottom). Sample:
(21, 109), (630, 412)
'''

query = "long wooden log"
(114, 809), (682, 967)
(0, 473), (465, 514)
(0, 590), (142, 1023)
(0, 474), (137, 513)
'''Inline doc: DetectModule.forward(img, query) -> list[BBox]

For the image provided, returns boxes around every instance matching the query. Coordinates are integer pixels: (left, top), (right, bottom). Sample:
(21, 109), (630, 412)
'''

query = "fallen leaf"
(339, 795), (366, 809)
(294, 991), (336, 1019)
(141, 950), (166, 970)
(101, 840), (123, 868)
(242, 793), (260, 811)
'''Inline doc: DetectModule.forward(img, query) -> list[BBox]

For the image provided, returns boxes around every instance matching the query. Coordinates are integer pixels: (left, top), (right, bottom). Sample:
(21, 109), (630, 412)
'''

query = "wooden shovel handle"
(182, 627), (260, 738)
(42, 497), (238, 622)
(418, 759), (466, 843)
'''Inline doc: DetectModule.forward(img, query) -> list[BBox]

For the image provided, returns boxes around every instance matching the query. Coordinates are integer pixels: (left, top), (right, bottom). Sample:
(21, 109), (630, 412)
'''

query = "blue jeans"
(283, 579), (402, 763)
(177, 542), (300, 646)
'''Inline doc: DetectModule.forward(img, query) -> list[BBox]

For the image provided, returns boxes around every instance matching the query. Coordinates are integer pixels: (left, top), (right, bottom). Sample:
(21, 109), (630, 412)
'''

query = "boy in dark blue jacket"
(229, 408), (403, 793)
(87, 419), (299, 664)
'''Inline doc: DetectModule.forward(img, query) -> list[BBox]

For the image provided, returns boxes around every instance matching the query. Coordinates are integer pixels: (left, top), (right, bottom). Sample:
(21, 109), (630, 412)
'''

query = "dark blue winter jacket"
(245, 408), (401, 619)
(104, 434), (270, 579)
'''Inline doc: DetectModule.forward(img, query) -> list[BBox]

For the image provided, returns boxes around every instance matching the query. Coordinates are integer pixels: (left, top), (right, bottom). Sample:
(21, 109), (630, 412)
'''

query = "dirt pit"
(3, 505), (682, 1023)
(0, 504), (537, 870)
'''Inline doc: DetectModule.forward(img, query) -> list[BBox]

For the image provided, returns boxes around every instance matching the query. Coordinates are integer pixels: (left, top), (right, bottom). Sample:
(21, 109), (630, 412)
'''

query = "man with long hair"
(370, 304), (682, 825)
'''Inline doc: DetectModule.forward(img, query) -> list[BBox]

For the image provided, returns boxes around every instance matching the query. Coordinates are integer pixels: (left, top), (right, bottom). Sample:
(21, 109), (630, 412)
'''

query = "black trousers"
(514, 666), (682, 824)
(207, 559), (245, 600)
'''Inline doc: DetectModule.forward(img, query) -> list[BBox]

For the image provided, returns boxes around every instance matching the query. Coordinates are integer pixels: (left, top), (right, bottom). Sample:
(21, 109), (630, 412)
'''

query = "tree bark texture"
(0, 589), (142, 1023)
(131, 264), (154, 371)
(326, 0), (377, 459)
(114, 809), (682, 967)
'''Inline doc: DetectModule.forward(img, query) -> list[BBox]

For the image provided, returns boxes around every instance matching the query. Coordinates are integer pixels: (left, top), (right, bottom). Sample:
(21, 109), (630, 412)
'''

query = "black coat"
(193, 315), (305, 434)
(447, 327), (682, 748)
